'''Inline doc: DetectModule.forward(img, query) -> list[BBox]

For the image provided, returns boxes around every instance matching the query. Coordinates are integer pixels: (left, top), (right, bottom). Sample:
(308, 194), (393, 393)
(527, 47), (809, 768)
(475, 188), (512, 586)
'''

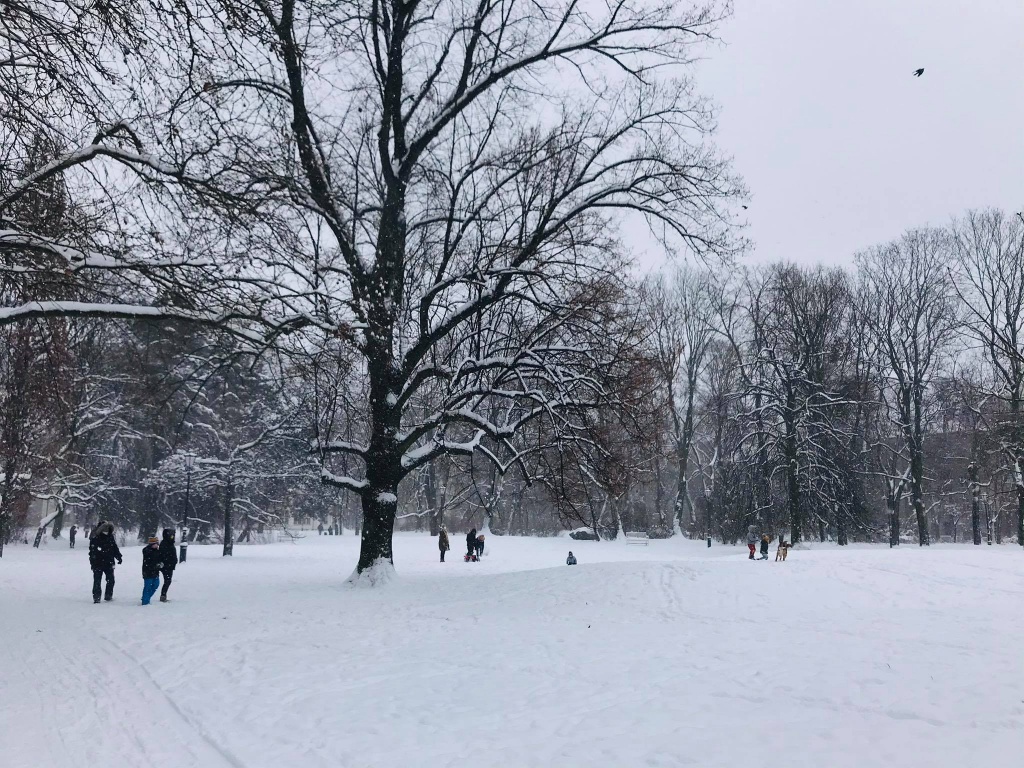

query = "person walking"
(158, 528), (178, 602)
(317, 522), (324, 536)
(141, 537), (162, 605)
(466, 528), (477, 559)
(566, 551), (577, 565)
(746, 524), (758, 560)
(89, 522), (122, 603)
(69, 524), (78, 549)
(759, 533), (770, 560)
(438, 525), (450, 562)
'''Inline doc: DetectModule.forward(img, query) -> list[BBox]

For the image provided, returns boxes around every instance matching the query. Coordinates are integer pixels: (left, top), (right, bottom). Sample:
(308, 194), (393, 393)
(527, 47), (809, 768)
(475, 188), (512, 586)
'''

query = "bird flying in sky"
(912, 68), (924, 77)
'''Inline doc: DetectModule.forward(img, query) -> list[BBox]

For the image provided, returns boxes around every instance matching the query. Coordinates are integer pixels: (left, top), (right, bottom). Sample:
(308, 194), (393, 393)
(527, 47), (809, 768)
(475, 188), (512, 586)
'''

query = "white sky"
(696, 0), (1024, 266)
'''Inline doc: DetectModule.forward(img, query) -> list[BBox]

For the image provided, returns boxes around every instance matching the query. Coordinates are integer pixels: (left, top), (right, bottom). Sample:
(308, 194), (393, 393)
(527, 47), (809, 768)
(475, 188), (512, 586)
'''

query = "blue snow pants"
(141, 577), (160, 605)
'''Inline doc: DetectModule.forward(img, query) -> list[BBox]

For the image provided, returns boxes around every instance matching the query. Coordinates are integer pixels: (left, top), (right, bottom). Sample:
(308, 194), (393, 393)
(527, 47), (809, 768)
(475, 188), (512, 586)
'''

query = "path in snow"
(2, 534), (1021, 768)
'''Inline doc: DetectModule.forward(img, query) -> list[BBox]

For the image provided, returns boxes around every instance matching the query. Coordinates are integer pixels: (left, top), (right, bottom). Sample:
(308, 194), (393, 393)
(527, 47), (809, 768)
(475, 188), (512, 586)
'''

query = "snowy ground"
(2, 534), (1021, 768)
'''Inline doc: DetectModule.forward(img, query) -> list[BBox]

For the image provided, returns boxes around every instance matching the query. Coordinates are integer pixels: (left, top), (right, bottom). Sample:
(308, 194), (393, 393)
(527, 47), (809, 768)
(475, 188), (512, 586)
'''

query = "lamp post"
(180, 454), (194, 563)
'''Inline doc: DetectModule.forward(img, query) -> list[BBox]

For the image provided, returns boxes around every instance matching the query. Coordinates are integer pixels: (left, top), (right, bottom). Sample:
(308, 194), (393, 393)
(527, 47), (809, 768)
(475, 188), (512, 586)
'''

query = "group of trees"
(1, 0), (741, 573)
(2, 1), (1020, 573)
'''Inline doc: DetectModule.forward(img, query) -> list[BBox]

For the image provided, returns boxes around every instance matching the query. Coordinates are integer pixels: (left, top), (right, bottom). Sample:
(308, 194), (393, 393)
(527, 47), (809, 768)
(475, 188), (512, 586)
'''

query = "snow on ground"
(1, 534), (1022, 768)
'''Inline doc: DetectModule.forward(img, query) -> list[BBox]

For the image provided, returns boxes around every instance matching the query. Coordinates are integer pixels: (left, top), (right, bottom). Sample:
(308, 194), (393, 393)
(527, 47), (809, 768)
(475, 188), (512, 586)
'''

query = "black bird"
(912, 68), (924, 77)
(742, 205), (748, 210)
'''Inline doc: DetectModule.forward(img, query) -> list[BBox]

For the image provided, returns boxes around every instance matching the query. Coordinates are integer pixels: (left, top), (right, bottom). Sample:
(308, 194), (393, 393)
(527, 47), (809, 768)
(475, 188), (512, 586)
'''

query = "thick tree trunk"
(836, 510), (848, 546)
(887, 489), (901, 547)
(50, 500), (65, 538)
(355, 366), (402, 573)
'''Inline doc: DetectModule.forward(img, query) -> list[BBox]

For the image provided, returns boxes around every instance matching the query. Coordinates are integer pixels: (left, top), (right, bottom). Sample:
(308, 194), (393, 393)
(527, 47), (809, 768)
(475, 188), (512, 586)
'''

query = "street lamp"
(179, 454), (194, 563)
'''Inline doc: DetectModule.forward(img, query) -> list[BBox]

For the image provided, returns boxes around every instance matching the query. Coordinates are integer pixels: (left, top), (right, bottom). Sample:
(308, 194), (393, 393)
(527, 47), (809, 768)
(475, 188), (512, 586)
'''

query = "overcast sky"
(696, 0), (1024, 266)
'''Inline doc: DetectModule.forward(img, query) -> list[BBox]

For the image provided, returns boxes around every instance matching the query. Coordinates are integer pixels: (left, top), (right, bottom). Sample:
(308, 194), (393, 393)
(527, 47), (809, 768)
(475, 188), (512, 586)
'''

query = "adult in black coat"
(158, 528), (179, 602)
(466, 528), (477, 557)
(88, 522), (122, 603)
(69, 524), (78, 549)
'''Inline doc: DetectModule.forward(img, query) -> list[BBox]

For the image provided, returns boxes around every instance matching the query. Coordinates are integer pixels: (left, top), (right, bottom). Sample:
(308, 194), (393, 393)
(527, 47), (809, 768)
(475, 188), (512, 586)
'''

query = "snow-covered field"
(2, 534), (1021, 768)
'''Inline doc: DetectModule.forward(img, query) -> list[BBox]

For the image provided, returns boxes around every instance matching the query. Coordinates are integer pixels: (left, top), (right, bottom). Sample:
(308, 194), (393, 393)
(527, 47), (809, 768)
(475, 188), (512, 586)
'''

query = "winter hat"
(147, 536), (159, 544)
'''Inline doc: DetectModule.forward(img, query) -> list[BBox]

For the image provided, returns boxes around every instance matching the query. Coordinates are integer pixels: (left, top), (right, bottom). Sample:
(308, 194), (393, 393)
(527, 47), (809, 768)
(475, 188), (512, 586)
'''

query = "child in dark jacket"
(566, 551), (577, 565)
(759, 534), (770, 560)
(158, 529), (178, 602)
(141, 537), (162, 605)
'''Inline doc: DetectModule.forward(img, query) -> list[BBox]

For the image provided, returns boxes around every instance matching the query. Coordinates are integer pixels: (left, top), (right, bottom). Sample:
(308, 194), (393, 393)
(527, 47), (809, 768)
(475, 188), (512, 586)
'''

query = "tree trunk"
(784, 405), (801, 543)
(836, 508), (848, 546)
(425, 462), (439, 537)
(887, 487), (902, 547)
(910, 449), (928, 545)
(1015, 457), (1024, 547)
(968, 462), (982, 546)
(222, 479), (234, 556)
(50, 499), (65, 538)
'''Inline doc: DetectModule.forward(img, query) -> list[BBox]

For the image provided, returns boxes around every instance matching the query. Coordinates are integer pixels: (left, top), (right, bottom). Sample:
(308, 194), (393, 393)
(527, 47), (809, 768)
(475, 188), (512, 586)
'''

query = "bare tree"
(642, 266), (720, 534)
(856, 228), (960, 546)
(951, 209), (1024, 546)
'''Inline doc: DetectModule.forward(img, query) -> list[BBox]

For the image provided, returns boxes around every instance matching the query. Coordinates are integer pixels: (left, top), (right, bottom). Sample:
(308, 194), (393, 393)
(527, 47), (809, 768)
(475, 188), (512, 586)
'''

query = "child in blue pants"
(141, 537), (162, 605)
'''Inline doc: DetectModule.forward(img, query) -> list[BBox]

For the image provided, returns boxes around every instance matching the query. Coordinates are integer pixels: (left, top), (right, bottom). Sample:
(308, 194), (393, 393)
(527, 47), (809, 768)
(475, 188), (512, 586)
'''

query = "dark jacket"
(438, 530), (450, 551)
(760, 538), (769, 555)
(159, 529), (178, 572)
(567, 553), (577, 565)
(466, 529), (477, 552)
(142, 544), (163, 579)
(69, 525), (78, 540)
(88, 526), (122, 570)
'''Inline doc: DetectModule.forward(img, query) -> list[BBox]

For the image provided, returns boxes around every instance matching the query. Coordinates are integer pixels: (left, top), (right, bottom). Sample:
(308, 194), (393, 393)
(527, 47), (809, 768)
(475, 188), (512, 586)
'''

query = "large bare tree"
(857, 229), (960, 546)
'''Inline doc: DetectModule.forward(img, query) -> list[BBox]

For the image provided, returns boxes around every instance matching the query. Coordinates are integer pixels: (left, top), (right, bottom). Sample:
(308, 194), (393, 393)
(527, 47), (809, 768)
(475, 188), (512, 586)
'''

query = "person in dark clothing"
(69, 525), (78, 548)
(158, 528), (178, 602)
(88, 522), (122, 603)
(466, 528), (477, 558)
(475, 534), (485, 558)
(438, 525), (450, 562)
(566, 551), (577, 565)
(317, 522), (324, 535)
(141, 537), (162, 605)
(759, 534), (770, 560)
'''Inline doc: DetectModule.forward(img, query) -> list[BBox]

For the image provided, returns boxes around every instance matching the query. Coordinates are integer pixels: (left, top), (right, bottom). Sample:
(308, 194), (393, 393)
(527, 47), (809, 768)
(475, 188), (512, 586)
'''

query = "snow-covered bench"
(624, 531), (649, 546)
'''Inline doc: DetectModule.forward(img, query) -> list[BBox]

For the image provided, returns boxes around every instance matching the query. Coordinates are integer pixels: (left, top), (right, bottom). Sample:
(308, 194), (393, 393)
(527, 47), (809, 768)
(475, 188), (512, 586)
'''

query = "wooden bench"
(624, 531), (649, 546)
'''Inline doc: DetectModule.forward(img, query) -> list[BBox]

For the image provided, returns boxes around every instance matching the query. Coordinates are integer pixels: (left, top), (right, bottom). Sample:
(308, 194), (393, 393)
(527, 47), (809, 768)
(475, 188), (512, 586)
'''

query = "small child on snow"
(759, 534), (770, 560)
(566, 551), (577, 565)
(141, 537), (162, 605)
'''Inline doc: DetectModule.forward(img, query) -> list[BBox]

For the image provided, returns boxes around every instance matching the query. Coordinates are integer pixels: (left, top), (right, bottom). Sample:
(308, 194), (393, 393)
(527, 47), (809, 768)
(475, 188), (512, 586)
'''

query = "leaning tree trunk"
(50, 499), (65, 539)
